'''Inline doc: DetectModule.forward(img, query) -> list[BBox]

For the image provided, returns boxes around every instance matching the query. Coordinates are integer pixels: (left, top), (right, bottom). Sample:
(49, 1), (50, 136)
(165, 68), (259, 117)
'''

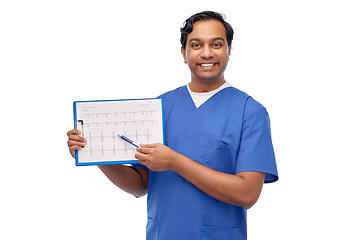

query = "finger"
(67, 139), (86, 148)
(69, 144), (83, 151)
(67, 129), (86, 142)
(68, 133), (86, 142)
(140, 143), (160, 148)
(135, 152), (147, 161)
(68, 139), (86, 146)
(139, 143), (148, 148)
(136, 147), (152, 154)
(67, 129), (81, 136)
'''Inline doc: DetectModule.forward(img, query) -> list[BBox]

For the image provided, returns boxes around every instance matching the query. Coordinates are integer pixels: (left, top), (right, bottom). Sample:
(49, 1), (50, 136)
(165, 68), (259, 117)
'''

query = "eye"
(191, 43), (201, 49)
(213, 43), (223, 48)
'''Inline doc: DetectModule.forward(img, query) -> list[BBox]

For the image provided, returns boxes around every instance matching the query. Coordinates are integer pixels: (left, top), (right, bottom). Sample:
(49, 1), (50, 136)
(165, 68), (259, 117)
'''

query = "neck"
(188, 79), (226, 93)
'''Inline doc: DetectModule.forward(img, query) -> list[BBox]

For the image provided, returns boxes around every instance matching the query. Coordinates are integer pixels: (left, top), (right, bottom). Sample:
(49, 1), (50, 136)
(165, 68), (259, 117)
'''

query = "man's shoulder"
(227, 87), (264, 107)
(227, 87), (267, 119)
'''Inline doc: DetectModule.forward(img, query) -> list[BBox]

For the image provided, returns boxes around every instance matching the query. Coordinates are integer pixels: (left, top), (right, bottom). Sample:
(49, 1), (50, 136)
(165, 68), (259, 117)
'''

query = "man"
(67, 11), (278, 240)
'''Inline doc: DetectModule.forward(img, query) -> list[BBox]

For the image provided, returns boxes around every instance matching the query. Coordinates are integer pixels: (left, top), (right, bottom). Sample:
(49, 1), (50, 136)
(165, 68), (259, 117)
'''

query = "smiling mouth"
(199, 63), (216, 67)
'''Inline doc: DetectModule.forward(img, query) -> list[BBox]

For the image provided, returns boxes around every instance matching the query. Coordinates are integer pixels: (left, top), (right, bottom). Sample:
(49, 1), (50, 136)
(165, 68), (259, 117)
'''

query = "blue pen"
(119, 134), (141, 148)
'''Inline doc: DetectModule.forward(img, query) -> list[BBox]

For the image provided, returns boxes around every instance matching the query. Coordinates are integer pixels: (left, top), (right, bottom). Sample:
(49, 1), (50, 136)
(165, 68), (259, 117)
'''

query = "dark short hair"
(180, 11), (234, 49)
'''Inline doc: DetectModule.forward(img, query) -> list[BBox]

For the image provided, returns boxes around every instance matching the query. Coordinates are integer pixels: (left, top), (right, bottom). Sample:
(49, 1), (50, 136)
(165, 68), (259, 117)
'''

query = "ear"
(181, 47), (187, 64)
(228, 45), (232, 60)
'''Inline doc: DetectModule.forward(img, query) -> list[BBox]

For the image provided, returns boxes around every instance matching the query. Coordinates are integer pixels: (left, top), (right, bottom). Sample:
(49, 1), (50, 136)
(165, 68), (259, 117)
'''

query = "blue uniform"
(135, 85), (278, 240)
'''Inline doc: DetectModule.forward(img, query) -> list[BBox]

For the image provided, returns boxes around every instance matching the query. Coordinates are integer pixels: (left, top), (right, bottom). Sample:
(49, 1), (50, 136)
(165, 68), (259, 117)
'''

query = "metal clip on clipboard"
(75, 120), (84, 148)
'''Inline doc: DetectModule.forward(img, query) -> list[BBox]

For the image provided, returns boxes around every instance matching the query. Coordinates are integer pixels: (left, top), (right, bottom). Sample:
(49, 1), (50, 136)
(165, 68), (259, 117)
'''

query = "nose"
(200, 44), (214, 59)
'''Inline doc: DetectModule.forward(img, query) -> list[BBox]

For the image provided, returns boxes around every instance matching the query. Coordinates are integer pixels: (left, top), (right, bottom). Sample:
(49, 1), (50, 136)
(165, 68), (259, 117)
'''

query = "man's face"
(181, 19), (231, 85)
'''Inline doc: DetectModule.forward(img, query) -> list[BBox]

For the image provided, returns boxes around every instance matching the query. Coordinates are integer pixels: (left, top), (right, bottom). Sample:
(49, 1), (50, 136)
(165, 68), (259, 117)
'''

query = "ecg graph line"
(83, 110), (155, 118)
(86, 130), (152, 143)
(84, 144), (137, 157)
(84, 119), (157, 127)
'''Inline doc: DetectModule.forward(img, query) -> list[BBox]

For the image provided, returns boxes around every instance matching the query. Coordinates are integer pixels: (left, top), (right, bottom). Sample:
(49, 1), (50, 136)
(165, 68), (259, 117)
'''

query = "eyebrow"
(188, 37), (225, 44)
(188, 38), (201, 44)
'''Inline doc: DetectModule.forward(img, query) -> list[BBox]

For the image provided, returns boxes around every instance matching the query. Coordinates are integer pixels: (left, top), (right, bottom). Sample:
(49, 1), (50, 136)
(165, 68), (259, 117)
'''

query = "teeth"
(201, 63), (215, 67)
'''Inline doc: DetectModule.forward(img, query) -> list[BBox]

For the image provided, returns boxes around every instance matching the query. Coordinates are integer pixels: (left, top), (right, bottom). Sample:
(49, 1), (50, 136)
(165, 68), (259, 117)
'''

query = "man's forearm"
(135, 143), (265, 208)
(170, 152), (265, 209)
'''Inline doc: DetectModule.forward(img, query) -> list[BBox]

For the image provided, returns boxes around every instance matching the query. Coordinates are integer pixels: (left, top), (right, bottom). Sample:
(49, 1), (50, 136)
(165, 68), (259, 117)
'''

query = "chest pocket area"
(202, 139), (238, 174)
(166, 135), (238, 174)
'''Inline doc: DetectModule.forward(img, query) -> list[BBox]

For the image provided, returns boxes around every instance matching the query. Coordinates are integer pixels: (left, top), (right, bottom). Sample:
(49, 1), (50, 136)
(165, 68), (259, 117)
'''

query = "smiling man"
(181, 19), (231, 92)
(67, 11), (278, 240)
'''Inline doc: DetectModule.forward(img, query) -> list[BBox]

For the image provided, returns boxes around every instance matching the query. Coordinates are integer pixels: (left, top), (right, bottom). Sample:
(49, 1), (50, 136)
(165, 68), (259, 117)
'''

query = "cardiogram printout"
(73, 98), (164, 166)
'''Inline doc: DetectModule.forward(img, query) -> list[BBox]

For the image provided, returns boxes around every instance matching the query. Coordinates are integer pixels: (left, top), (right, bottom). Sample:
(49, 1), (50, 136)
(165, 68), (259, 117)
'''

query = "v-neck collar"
(185, 83), (233, 109)
(164, 85), (237, 137)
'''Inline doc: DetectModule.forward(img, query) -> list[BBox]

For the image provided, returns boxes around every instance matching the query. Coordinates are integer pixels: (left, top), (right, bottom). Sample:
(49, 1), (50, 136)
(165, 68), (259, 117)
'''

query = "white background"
(1, 0), (359, 239)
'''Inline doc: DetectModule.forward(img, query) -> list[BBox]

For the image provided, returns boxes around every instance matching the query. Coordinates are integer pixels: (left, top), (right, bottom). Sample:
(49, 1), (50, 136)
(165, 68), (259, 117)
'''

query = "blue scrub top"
(135, 86), (278, 240)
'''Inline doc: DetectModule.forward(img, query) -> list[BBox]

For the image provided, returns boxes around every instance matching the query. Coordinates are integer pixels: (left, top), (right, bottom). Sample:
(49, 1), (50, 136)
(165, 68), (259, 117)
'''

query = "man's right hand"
(67, 129), (87, 158)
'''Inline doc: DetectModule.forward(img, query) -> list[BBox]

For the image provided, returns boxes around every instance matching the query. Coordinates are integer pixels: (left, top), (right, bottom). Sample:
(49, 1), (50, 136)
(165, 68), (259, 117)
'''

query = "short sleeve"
(236, 107), (278, 183)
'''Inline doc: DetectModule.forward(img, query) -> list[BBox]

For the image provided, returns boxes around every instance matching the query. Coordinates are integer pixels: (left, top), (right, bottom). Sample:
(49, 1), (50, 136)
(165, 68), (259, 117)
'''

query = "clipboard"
(73, 98), (164, 166)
